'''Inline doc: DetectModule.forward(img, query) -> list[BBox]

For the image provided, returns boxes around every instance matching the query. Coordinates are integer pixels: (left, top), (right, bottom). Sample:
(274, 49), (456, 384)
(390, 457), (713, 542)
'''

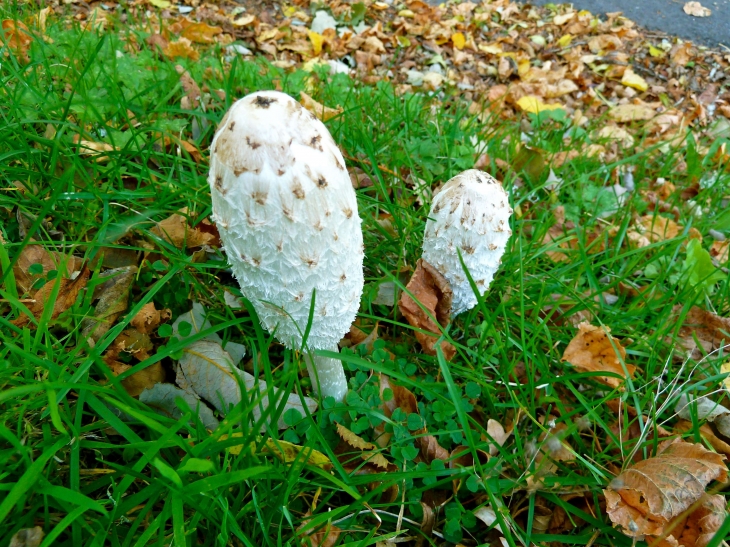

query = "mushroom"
(208, 91), (364, 401)
(421, 169), (512, 315)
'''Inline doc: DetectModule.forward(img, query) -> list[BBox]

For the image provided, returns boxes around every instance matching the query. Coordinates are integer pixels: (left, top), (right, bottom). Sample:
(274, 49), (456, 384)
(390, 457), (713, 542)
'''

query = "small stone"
(709, 229), (726, 241)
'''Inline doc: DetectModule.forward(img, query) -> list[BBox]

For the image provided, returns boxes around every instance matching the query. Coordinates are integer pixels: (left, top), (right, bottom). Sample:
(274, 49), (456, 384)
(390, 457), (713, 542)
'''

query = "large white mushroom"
(422, 169), (512, 315)
(208, 90), (364, 401)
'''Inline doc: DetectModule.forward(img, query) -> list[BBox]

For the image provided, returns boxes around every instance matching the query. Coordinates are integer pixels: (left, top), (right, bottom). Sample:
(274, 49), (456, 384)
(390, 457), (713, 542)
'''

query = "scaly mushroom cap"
(422, 169), (512, 315)
(209, 91), (364, 350)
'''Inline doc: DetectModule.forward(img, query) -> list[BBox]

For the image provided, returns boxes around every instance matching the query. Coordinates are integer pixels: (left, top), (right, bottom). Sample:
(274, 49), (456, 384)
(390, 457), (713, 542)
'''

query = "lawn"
(1, 2), (730, 547)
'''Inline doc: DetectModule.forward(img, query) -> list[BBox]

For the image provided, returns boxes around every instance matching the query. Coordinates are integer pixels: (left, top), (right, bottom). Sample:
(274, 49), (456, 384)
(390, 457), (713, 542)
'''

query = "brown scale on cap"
(252, 191), (267, 206)
(253, 96), (276, 108)
(342, 207), (353, 219)
(246, 137), (260, 150)
(308, 134), (323, 151)
(291, 180), (305, 199)
(316, 176), (328, 189)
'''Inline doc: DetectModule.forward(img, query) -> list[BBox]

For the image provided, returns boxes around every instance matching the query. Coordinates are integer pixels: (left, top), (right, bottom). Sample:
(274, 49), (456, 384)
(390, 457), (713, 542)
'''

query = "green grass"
(2, 4), (730, 547)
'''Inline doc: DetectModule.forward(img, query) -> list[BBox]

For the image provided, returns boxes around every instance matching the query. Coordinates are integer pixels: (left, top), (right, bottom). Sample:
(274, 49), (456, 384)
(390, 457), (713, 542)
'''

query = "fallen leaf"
(109, 360), (165, 398)
(605, 439), (728, 544)
(163, 38), (199, 61)
(336, 423), (390, 469)
(710, 240), (729, 264)
(486, 418), (512, 455)
(140, 383), (218, 430)
(12, 246), (82, 295)
(621, 67), (648, 92)
(181, 21), (222, 44)
(670, 305), (730, 360)
(176, 339), (316, 430)
(609, 103), (657, 122)
(451, 32), (466, 50)
(516, 95), (564, 114)
(176, 65), (201, 109)
(81, 266), (137, 342)
(151, 212), (217, 249)
(298, 517), (340, 547)
(675, 420), (730, 458)
(308, 30), (324, 56)
(561, 322), (636, 388)
(13, 266), (90, 327)
(9, 526), (44, 547)
(683, 1), (712, 17)
(398, 259), (456, 360)
(108, 329), (155, 362)
(1, 19), (33, 63)
(299, 91), (343, 122)
(264, 438), (331, 468)
(131, 302), (171, 334)
(73, 135), (116, 162)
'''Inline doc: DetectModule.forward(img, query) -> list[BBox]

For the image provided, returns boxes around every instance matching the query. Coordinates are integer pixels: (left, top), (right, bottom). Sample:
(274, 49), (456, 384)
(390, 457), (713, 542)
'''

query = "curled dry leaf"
(675, 420), (730, 458)
(82, 266), (137, 342)
(12, 245), (83, 295)
(561, 322), (636, 388)
(710, 240), (729, 264)
(12, 266), (90, 327)
(670, 305), (730, 361)
(151, 211), (217, 249)
(131, 302), (171, 335)
(1, 19), (33, 63)
(683, 1), (712, 17)
(335, 423), (390, 469)
(163, 38), (199, 61)
(605, 439), (728, 545)
(180, 21), (223, 44)
(109, 360), (165, 398)
(176, 339), (316, 430)
(299, 91), (343, 122)
(140, 383), (219, 431)
(398, 258), (456, 360)
(8, 526), (44, 547)
(298, 518), (340, 547)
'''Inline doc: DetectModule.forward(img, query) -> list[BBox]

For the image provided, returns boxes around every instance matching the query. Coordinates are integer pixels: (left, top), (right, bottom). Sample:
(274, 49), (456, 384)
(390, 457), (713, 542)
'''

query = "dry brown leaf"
(73, 135), (116, 162)
(109, 360), (165, 398)
(181, 21), (223, 44)
(627, 215), (701, 248)
(609, 103), (657, 122)
(151, 212), (217, 249)
(675, 420), (730, 458)
(176, 65), (201, 109)
(1, 19), (33, 63)
(108, 329), (155, 362)
(683, 2), (712, 17)
(710, 240), (729, 264)
(9, 526), (44, 547)
(671, 305), (730, 360)
(561, 322), (636, 388)
(605, 439), (728, 545)
(131, 302), (171, 335)
(81, 266), (137, 342)
(163, 38), (199, 61)
(538, 418), (574, 462)
(449, 445), (490, 493)
(398, 258), (456, 360)
(12, 246), (83, 295)
(299, 91), (343, 122)
(12, 266), (90, 327)
(298, 516), (341, 547)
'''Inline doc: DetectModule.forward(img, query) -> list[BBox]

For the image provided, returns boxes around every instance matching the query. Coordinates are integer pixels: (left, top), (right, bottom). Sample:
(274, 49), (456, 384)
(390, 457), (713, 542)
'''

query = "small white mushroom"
(208, 91), (364, 401)
(422, 169), (512, 315)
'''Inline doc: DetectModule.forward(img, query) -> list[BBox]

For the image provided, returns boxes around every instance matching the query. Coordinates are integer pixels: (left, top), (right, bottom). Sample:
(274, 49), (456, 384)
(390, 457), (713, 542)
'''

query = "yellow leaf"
(263, 439), (331, 468)
(649, 45), (665, 58)
(557, 34), (572, 48)
(451, 32), (466, 50)
(722, 362), (730, 393)
(181, 22), (223, 44)
(283, 5), (297, 17)
(233, 15), (256, 27)
(478, 43), (502, 54)
(148, 0), (172, 7)
(621, 67), (648, 92)
(396, 35), (411, 48)
(516, 96), (564, 114)
(308, 30), (323, 56)
(300, 91), (343, 122)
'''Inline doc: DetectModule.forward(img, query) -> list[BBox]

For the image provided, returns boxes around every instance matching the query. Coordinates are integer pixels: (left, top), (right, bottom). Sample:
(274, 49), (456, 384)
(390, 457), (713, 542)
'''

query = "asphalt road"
(517, 0), (730, 48)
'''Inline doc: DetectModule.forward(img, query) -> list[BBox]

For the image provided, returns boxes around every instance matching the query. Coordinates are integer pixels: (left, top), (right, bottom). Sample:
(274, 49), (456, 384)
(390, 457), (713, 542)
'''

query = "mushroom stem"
(304, 344), (348, 402)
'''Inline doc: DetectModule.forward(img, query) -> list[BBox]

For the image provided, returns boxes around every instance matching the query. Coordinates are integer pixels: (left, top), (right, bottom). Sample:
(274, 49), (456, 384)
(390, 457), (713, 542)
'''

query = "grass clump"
(1, 4), (730, 547)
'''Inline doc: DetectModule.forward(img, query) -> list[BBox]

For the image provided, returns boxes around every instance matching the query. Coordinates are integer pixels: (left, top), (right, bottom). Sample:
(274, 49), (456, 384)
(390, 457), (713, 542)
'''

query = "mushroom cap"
(421, 169), (512, 315)
(208, 91), (364, 349)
